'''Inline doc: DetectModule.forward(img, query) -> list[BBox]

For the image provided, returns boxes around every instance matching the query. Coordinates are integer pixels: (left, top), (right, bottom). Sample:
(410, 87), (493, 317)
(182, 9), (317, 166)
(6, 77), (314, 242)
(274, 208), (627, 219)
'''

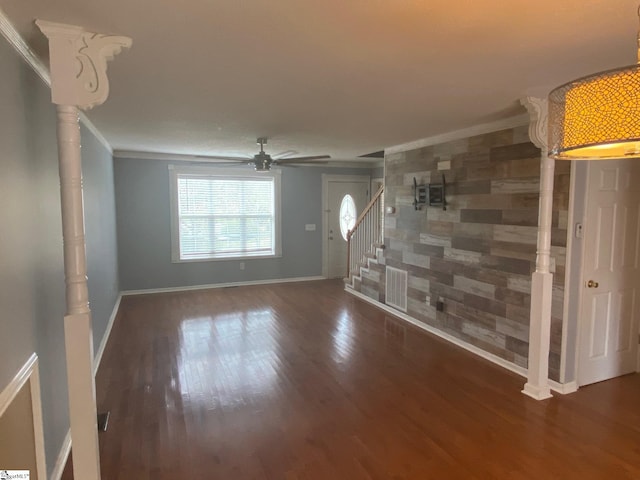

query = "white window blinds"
(170, 167), (280, 261)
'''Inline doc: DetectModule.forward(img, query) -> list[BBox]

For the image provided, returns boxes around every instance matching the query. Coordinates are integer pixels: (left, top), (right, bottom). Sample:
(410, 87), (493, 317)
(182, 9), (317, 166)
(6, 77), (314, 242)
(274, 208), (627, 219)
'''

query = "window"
(169, 166), (281, 261)
(339, 194), (357, 241)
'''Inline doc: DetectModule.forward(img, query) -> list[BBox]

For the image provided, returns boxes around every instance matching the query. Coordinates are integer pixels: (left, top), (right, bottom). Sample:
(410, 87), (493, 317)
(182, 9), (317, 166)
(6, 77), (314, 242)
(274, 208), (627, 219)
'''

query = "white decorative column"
(36, 20), (131, 480)
(521, 96), (554, 400)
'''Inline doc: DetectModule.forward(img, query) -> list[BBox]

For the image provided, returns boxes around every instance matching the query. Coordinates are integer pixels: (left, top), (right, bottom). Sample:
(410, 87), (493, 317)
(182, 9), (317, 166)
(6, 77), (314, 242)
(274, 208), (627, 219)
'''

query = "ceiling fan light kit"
(548, 5), (640, 160)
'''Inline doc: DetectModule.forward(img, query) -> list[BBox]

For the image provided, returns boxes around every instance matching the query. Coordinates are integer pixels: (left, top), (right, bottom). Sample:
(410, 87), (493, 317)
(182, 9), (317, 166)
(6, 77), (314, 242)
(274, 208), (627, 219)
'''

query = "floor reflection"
(331, 308), (355, 365)
(177, 308), (279, 409)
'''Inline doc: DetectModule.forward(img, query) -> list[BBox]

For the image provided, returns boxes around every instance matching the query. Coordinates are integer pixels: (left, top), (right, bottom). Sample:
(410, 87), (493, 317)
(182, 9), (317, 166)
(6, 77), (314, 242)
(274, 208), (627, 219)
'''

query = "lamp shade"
(548, 64), (640, 160)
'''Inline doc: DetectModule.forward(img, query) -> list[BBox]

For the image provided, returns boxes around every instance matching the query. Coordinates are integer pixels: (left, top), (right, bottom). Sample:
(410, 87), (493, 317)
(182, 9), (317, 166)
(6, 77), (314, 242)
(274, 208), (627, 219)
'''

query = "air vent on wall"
(385, 266), (408, 312)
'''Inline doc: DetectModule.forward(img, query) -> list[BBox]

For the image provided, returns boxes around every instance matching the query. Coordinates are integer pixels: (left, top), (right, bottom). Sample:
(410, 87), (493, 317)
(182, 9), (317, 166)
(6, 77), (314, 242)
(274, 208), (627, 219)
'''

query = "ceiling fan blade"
(274, 155), (331, 164)
(273, 150), (298, 159)
(204, 161), (253, 166)
(195, 155), (251, 162)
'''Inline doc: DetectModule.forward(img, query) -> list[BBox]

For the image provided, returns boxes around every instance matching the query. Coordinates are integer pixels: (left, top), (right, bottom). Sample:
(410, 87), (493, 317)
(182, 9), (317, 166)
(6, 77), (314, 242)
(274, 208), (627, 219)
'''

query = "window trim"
(169, 165), (282, 263)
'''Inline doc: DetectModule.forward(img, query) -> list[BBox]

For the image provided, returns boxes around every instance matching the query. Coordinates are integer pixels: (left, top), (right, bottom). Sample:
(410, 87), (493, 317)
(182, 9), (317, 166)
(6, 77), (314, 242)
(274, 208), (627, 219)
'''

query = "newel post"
(521, 96), (555, 400)
(36, 20), (131, 480)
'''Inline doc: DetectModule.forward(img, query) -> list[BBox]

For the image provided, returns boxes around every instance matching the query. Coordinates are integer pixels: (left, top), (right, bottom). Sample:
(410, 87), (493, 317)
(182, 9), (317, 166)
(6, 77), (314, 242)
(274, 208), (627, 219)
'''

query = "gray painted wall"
(0, 38), (120, 476)
(115, 158), (374, 290)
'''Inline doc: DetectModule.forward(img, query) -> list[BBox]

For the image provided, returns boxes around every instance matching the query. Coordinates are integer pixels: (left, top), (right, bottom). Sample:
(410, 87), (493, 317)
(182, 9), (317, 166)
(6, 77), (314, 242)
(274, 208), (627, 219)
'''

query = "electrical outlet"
(239, 262), (245, 270)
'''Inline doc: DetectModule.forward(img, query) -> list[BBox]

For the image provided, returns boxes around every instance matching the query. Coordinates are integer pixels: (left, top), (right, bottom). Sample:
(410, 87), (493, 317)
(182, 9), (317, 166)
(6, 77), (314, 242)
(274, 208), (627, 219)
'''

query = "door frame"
(567, 160), (640, 386)
(321, 174), (371, 278)
(559, 160), (583, 386)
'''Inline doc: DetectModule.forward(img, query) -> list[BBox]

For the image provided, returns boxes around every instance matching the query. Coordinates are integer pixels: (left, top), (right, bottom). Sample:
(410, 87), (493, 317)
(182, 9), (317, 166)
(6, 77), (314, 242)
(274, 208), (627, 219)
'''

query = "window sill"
(171, 253), (282, 264)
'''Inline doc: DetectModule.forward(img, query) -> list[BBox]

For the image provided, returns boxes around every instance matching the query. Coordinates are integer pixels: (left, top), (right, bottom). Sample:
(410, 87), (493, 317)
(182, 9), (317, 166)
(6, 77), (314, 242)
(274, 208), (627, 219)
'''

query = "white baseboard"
(122, 275), (325, 296)
(345, 287), (578, 396)
(548, 380), (578, 394)
(93, 294), (122, 376)
(50, 430), (72, 480)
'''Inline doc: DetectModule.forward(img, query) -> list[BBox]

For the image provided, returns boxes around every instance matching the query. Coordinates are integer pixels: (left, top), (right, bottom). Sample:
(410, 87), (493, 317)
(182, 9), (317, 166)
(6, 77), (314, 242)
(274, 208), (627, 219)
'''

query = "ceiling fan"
(209, 137), (331, 171)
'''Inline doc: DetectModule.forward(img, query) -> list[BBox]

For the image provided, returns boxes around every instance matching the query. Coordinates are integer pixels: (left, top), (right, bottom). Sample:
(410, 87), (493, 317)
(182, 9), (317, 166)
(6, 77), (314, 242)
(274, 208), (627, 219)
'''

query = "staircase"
(345, 185), (384, 287)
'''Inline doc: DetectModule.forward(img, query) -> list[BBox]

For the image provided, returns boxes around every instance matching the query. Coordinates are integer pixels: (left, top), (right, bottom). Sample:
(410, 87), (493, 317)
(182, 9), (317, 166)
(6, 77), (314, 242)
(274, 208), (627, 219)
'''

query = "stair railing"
(346, 185), (384, 279)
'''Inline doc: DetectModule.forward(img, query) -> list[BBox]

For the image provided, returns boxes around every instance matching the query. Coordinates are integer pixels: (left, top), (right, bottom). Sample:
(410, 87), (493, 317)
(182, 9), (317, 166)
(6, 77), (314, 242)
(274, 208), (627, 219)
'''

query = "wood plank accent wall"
(353, 126), (570, 380)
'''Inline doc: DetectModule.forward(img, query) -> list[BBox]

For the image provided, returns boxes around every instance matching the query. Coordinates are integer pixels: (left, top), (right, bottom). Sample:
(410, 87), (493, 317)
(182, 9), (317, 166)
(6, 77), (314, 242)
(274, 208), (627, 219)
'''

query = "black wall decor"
(428, 174), (447, 210)
(413, 177), (427, 210)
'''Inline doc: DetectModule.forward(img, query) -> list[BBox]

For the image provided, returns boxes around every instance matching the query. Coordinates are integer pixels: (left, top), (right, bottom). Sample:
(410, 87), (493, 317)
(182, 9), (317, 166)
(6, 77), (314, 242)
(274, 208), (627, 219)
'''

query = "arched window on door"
(339, 194), (356, 241)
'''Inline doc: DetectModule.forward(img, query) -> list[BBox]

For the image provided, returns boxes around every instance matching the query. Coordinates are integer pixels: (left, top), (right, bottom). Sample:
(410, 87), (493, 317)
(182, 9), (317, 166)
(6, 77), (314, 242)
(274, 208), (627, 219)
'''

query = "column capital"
(36, 20), (131, 110)
(520, 96), (548, 151)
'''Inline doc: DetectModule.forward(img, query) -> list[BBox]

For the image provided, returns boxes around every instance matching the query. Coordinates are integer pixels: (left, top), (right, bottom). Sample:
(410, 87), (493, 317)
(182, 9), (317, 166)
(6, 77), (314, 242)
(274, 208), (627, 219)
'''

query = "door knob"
(587, 280), (599, 288)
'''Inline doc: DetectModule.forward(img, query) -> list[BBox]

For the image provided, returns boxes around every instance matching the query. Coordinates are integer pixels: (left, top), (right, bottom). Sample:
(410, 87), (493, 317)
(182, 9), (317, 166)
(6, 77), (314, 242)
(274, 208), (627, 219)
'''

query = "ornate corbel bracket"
(36, 20), (132, 110)
(520, 96), (548, 150)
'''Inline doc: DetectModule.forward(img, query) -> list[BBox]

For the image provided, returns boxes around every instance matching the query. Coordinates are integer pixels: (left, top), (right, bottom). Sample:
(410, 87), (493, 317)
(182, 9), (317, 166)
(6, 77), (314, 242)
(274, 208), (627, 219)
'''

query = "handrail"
(346, 184), (384, 241)
(346, 185), (384, 280)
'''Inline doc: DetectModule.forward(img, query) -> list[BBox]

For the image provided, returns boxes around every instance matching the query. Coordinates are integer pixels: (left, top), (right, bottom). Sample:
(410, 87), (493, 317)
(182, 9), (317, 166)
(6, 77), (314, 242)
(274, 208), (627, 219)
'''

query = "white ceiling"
(1, 0), (639, 161)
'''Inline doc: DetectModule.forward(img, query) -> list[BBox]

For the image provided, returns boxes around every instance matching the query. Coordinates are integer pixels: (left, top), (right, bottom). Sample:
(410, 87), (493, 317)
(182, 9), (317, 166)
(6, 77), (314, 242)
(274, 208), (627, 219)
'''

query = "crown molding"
(78, 112), (113, 153)
(0, 7), (113, 154)
(0, 7), (50, 85)
(384, 113), (530, 156)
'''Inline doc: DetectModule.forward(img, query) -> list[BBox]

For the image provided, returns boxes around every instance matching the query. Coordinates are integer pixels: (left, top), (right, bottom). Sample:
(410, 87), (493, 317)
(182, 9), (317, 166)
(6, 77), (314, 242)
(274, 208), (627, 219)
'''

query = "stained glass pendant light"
(548, 6), (640, 160)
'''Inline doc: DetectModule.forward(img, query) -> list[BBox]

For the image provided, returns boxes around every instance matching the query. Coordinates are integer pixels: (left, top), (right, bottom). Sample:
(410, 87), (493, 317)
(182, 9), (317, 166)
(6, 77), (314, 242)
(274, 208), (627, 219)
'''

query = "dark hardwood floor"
(61, 279), (640, 479)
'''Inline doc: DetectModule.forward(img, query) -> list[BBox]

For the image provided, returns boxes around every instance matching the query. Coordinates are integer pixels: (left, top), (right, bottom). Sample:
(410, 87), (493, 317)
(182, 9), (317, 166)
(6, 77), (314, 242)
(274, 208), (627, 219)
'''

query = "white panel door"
(578, 159), (640, 386)
(326, 180), (369, 278)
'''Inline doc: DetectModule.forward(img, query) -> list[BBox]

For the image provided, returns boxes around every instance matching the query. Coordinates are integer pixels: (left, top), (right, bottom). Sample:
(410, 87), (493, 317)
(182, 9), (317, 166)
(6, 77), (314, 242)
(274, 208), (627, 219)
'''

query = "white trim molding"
(51, 431), (72, 480)
(345, 287), (577, 397)
(168, 165), (282, 263)
(122, 275), (325, 296)
(0, 7), (113, 153)
(79, 113), (113, 154)
(94, 294), (122, 376)
(385, 113), (529, 156)
(559, 160), (578, 383)
(321, 174), (371, 278)
(549, 380), (578, 395)
(0, 8), (49, 84)
(0, 353), (48, 480)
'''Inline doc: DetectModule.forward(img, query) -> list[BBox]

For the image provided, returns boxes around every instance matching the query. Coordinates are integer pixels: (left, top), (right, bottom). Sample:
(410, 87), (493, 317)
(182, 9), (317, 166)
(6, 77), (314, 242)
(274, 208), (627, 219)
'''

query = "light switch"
(305, 224), (316, 231)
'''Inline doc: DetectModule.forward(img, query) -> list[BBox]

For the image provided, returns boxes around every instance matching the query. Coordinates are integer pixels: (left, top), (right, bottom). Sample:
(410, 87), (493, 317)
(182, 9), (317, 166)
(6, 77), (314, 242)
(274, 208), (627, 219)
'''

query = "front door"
(578, 159), (640, 386)
(325, 178), (369, 278)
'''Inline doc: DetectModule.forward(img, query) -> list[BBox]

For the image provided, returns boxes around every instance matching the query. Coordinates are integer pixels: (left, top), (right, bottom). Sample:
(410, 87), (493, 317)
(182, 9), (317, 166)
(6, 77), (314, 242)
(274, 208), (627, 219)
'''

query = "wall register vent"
(385, 266), (408, 312)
